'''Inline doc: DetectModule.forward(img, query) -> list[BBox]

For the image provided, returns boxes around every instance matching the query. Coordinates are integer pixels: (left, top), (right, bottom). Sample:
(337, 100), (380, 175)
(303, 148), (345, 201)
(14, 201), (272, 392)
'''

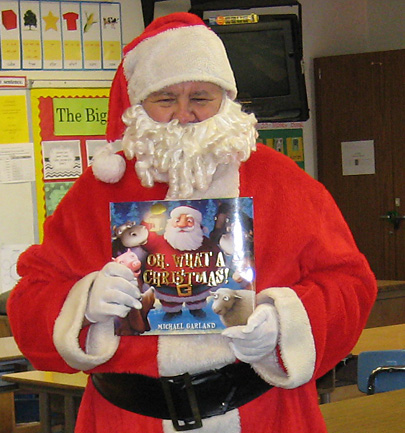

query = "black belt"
(91, 362), (273, 431)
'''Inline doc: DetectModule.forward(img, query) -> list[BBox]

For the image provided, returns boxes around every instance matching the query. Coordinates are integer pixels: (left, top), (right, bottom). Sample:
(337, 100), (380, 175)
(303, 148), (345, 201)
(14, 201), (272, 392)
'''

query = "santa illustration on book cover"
(110, 197), (255, 336)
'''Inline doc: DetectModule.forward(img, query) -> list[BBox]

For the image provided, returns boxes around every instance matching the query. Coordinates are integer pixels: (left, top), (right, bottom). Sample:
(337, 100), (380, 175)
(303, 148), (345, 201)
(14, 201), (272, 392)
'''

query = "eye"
(213, 294), (218, 299)
(191, 97), (209, 103)
(223, 296), (230, 301)
(156, 97), (176, 106)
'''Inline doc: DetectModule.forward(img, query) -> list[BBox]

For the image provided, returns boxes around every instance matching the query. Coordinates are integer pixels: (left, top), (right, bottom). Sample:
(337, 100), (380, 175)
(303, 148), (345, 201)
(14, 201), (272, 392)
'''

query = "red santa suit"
(8, 143), (377, 433)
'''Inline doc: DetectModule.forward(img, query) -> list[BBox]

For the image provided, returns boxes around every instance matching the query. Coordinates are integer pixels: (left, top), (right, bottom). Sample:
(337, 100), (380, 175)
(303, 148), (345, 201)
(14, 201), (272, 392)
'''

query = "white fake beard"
(163, 221), (204, 251)
(121, 97), (257, 199)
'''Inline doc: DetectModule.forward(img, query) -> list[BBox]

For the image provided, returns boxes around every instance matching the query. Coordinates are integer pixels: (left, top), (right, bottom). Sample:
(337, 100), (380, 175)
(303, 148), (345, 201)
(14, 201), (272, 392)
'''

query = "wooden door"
(314, 50), (405, 279)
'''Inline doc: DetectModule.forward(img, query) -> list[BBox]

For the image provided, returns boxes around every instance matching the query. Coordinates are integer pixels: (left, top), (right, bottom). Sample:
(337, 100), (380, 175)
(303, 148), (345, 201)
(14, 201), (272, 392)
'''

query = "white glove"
(222, 303), (279, 363)
(85, 262), (142, 323)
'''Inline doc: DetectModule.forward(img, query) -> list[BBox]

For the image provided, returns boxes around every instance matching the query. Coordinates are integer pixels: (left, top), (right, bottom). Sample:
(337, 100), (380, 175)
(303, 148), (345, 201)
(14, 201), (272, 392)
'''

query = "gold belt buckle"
(176, 283), (192, 297)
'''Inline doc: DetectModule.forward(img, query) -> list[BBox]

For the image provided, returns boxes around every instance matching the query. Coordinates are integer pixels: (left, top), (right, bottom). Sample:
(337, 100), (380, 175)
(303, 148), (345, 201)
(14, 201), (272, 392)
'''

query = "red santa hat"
(105, 12), (237, 143)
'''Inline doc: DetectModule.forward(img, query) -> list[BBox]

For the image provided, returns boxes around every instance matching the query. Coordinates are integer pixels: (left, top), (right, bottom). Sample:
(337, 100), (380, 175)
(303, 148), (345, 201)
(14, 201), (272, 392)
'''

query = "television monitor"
(207, 14), (309, 122)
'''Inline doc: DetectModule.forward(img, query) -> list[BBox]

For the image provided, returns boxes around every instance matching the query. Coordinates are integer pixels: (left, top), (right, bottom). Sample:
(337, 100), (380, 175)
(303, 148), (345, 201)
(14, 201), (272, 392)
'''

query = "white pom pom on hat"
(91, 143), (126, 184)
(92, 12), (237, 184)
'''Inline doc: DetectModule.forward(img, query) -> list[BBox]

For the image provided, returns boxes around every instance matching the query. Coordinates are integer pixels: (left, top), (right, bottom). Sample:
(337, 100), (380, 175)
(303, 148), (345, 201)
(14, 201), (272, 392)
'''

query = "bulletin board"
(30, 87), (110, 240)
(257, 122), (305, 170)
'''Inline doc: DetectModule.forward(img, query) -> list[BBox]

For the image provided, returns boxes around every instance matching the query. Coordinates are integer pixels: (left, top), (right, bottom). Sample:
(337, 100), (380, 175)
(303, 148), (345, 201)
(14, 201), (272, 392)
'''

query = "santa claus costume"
(8, 12), (377, 433)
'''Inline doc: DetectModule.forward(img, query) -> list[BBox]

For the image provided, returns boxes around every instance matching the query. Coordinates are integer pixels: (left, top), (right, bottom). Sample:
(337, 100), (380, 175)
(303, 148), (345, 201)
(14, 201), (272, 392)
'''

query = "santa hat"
(106, 12), (236, 143)
(170, 206), (202, 225)
(94, 12), (237, 184)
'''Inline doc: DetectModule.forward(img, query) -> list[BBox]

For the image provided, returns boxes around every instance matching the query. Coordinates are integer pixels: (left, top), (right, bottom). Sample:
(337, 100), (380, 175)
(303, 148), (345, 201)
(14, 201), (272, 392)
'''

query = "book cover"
(110, 197), (255, 335)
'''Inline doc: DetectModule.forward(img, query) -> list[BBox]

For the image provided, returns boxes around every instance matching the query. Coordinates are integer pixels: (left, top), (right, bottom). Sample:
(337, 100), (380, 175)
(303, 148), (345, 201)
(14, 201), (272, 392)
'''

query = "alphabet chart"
(0, 0), (122, 70)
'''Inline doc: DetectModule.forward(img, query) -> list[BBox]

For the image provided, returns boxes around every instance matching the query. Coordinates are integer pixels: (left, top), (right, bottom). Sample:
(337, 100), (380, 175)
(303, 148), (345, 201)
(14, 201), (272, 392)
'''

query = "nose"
(177, 214), (188, 228)
(172, 101), (196, 124)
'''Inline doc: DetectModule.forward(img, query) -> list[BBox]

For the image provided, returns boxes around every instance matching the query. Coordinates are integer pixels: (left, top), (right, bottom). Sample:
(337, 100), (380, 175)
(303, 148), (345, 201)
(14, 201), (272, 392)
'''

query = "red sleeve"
(241, 145), (377, 379)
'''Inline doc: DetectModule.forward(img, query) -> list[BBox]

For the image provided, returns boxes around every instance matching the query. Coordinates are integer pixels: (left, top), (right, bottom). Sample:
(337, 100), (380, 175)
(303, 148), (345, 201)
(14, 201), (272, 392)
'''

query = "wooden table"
(0, 336), (33, 433)
(0, 336), (23, 361)
(321, 387), (405, 432)
(352, 323), (405, 354)
(2, 370), (87, 433)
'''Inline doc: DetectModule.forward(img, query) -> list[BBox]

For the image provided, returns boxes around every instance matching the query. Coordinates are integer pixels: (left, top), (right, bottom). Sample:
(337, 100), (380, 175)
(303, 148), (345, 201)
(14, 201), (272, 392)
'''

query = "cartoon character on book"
(210, 202), (255, 289)
(112, 249), (156, 335)
(142, 205), (223, 321)
(111, 221), (148, 264)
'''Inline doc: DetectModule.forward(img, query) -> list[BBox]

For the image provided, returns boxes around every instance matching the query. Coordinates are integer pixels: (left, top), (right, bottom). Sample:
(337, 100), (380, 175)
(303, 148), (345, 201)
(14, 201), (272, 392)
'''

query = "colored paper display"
(0, 0), (122, 70)
(257, 122), (305, 170)
(30, 87), (111, 238)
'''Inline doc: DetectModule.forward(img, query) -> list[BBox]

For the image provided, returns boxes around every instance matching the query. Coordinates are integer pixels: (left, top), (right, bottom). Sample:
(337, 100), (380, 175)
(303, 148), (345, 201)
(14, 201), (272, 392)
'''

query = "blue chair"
(357, 350), (405, 395)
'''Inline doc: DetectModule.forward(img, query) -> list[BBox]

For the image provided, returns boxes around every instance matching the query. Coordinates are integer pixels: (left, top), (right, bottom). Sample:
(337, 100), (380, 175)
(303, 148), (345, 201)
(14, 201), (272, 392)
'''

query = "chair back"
(357, 350), (405, 395)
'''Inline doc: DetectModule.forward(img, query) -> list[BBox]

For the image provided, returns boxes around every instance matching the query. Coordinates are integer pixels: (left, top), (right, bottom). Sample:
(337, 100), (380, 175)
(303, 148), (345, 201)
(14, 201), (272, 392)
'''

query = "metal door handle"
(380, 211), (405, 229)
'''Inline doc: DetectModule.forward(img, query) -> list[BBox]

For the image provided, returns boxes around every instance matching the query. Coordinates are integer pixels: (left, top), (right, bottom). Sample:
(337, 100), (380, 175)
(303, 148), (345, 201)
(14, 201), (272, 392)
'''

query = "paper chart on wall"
(42, 140), (82, 180)
(61, 1), (83, 69)
(0, 0), (21, 69)
(81, 1), (101, 69)
(20, 0), (42, 69)
(0, 93), (29, 144)
(0, 142), (35, 183)
(40, 1), (63, 69)
(0, 0), (122, 70)
(100, 2), (121, 70)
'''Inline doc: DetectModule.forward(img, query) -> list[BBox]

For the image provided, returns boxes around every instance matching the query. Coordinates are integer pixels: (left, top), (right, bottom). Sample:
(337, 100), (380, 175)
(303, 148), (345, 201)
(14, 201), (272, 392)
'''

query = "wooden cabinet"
(366, 281), (405, 328)
(314, 50), (405, 280)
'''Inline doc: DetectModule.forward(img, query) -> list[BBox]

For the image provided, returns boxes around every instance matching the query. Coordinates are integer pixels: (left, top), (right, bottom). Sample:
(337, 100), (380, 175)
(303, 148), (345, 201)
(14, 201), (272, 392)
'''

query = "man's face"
(141, 81), (224, 124)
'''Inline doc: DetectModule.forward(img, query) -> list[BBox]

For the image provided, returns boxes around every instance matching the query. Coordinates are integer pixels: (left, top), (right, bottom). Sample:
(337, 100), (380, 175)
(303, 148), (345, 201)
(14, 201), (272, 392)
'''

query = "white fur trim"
(158, 334), (236, 376)
(252, 287), (316, 388)
(163, 409), (240, 433)
(124, 26), (237, 105)
(92, 143), (126, 183)
(53, 272), (120, 371)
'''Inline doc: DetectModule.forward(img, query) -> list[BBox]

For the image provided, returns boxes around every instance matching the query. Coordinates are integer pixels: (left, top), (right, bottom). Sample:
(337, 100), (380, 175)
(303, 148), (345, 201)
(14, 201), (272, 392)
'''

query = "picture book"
(110, 197), (255, 336)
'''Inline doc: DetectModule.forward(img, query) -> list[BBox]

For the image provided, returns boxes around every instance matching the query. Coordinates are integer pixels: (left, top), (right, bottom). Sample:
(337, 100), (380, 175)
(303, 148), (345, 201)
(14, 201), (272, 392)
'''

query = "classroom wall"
(1, 0), (404, 291)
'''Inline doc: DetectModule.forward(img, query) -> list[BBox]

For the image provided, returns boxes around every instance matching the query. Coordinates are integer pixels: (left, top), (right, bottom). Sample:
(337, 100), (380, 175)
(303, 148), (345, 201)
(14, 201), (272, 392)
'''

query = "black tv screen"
(208, 14), (309, 122)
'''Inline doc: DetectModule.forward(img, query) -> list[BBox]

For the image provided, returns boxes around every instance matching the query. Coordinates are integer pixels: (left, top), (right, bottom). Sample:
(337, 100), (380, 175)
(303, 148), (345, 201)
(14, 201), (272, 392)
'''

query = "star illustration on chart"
(43, 11), (59, 31)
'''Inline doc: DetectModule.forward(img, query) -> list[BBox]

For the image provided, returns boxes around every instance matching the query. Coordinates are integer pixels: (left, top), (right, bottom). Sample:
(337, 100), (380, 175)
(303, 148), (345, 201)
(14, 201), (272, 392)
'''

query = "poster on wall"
(19, 0), (42, 69)
(81, 1), (101, 70)
(40, 1), (63, 69)
(0, 0), (122, 70)
(257, 122), (305, 170)
(100, 2), (121, 69)
(30, 87), (112, 239)
(0, 0), (21, 69)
